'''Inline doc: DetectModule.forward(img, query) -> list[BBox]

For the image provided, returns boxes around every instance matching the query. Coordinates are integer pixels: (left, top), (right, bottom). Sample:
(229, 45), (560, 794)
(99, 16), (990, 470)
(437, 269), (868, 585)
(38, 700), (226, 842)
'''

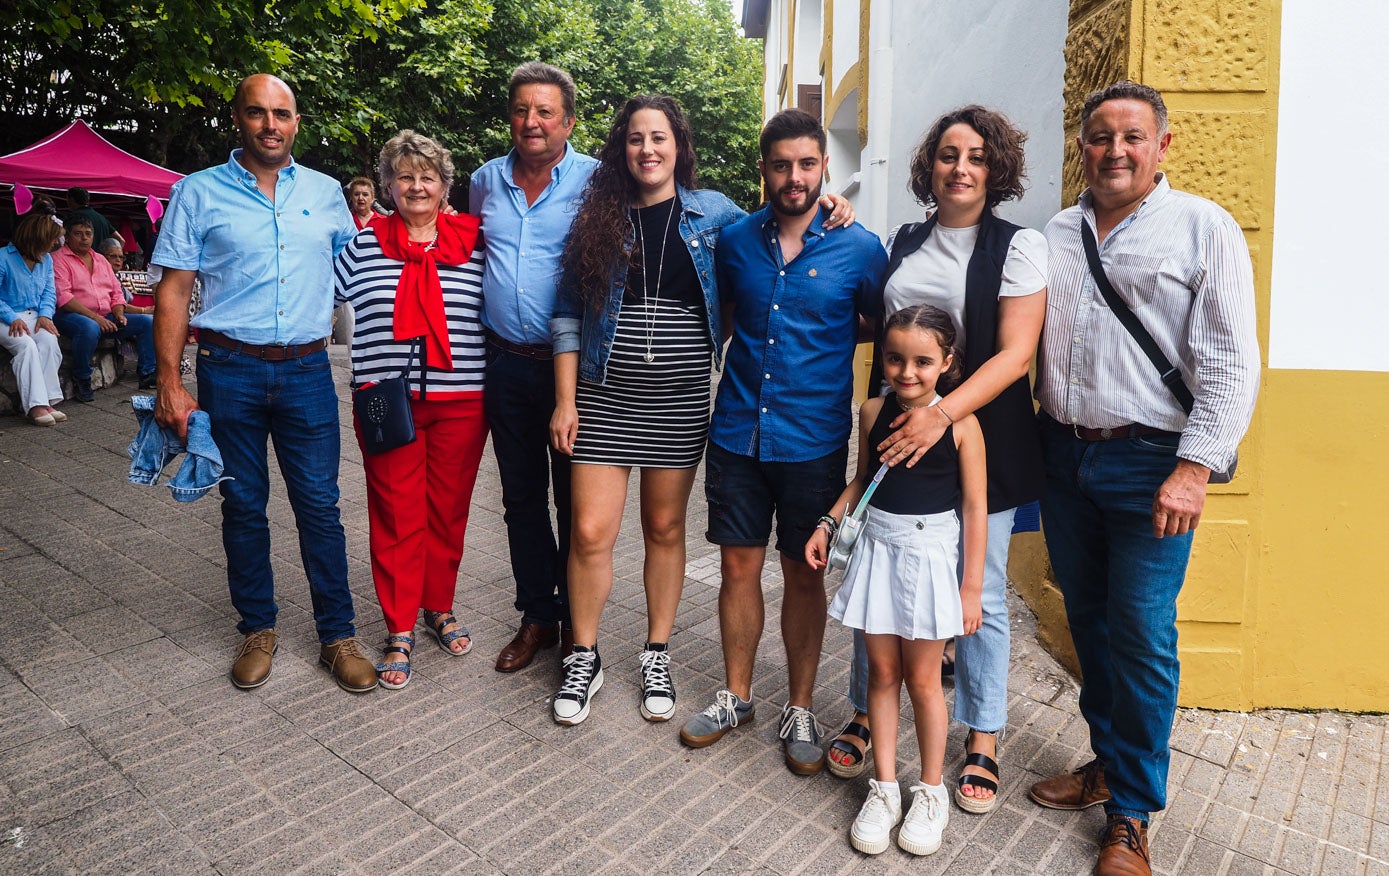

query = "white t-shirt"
(882, 221), (1047, 353)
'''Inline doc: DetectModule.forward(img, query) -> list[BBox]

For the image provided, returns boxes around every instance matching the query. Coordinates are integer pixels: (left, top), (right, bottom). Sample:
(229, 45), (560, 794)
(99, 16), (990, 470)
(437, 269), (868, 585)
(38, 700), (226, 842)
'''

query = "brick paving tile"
(1, 350), (1386, 875)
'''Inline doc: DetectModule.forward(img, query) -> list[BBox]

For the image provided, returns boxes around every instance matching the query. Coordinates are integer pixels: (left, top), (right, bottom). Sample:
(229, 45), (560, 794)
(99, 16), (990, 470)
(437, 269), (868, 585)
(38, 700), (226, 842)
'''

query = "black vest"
(868, 210), (1044, 513)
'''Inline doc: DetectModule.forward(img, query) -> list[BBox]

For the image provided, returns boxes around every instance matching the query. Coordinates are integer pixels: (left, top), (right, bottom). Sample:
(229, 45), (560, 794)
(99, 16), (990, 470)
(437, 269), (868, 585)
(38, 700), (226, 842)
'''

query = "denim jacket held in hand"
(128, 394), (234, 502)
(549, 186), (746, 385)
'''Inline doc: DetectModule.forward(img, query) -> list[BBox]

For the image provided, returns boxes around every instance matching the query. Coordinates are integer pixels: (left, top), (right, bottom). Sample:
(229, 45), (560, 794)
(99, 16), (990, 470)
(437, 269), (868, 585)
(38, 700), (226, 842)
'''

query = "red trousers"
(356, 393), (488, 632)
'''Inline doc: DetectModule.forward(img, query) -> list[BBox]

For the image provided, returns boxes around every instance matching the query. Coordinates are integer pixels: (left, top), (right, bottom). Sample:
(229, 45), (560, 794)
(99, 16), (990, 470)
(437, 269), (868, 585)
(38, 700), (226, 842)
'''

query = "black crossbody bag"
(353, 338), (426, 456)
(1080, 223), (1236, 484)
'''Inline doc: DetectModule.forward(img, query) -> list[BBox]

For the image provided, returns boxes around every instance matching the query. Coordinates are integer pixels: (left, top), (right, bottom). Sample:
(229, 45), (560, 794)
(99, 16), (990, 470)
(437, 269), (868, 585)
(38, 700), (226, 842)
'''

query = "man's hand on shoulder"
(1152, 458), (1211, 538)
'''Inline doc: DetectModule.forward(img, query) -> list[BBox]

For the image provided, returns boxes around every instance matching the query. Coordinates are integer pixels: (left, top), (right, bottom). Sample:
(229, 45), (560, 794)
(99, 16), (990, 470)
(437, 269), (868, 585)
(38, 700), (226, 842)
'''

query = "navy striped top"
(333, 227), (486, 398)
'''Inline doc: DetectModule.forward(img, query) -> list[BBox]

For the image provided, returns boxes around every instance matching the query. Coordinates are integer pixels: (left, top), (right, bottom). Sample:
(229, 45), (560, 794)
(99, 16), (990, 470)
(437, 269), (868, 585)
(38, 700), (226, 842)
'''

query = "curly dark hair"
(562, 95), (698, 307)
(907, 105), (1027, 210)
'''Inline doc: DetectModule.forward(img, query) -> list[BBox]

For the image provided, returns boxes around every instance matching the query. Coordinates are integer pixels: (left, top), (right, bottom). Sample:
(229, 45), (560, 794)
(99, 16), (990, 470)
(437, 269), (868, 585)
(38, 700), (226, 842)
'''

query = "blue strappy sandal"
(423, 611), (472, 656)
(375, 634), (414, 690)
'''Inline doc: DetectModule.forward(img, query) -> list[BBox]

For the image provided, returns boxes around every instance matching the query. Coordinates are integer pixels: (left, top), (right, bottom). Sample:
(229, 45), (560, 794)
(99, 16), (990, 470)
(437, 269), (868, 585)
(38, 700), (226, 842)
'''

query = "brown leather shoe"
(495, 621), (559, 672)
(320, 637), (378, 693)
(230, 629), (277, 689)
(1094, 814), (1150, 876)
(1029, 758), (1112, 810)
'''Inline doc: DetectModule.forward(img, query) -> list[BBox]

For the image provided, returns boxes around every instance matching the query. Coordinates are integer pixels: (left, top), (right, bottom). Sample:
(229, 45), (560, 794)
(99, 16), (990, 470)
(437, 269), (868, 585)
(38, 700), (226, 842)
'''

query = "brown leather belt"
(200, 329), (328, 361)
(1072, 423), (1178, 442)
(485, 329), (553, 361)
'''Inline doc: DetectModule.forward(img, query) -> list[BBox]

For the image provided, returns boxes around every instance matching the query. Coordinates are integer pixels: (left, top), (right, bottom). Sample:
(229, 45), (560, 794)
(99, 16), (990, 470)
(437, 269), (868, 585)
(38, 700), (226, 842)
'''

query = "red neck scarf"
(376, 210), (480, 371)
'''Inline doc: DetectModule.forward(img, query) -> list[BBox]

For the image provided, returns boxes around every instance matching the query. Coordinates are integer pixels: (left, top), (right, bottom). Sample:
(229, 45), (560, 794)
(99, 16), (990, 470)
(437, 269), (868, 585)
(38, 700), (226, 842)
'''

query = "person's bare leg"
(902, 638), (949, 786)
(865, 633), (904, 783)
(719, 545), (767, 701)
(781, 553), (827, 708)
(637, 466), (698, 643)
(566, 464), (630, 648)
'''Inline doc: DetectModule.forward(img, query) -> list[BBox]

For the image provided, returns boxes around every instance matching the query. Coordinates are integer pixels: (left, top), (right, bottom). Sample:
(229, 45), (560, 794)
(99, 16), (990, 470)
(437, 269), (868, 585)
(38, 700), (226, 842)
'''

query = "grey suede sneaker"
(679, 689), (754, 748)
(779, 704), (826, 775)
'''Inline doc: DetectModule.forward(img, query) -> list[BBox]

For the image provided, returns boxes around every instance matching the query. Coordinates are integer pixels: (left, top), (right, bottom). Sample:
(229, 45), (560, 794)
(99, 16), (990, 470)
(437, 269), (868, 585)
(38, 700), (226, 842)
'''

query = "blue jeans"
(197, 344), (355, 644)
(483, 346), (571, 626)
(54, 311), (156, 381)
(1038, 416), (1193, 822)
(848, 506), (1016, 735)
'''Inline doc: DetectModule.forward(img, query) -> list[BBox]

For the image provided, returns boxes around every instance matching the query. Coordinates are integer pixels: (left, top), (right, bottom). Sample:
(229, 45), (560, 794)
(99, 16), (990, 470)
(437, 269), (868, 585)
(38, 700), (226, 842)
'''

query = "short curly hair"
(376, 130), (454, 209)
(907, 105), (1028, 210)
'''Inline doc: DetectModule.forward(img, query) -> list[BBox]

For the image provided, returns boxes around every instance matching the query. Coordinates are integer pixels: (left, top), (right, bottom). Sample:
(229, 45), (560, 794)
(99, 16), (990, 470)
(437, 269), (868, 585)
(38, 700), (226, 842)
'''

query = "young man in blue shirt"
(680, 109), (888, 775)
(151, 74), (376, 694)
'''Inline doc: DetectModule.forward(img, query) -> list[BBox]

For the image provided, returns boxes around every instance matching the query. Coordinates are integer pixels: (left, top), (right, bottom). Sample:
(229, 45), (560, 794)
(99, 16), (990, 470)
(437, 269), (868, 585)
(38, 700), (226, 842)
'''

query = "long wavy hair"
(562, 94), (698, 307)
(907, 105), (1027, 210)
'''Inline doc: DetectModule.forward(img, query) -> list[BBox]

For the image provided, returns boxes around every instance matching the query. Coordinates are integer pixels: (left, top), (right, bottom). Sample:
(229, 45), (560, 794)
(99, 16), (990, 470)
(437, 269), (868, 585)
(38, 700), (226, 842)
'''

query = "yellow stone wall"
(1025, 0), (1389, 710)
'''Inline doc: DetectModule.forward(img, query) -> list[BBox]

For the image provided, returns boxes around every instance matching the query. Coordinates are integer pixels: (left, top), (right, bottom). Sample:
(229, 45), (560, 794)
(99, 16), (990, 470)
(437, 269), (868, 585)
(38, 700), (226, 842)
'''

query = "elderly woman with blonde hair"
(333, 130), (487, 689)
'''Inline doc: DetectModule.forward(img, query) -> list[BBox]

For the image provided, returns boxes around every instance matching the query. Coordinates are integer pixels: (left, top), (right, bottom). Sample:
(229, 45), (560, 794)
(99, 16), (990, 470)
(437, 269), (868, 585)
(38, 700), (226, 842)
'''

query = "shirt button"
(779, 270), (785, 276)
(1073, 336), (1081, 344)
(772, 304), (779, 310)
(1071, 377), (1079, 384)
(280, 278), (286, 284)
(277, 310), (284, 315)
(764, 373), (770, 379)
(761, 407), (767, 413)
(768, 338), (776, 345)
(520, 251), (526, 257)
(279, 245), (286, 250)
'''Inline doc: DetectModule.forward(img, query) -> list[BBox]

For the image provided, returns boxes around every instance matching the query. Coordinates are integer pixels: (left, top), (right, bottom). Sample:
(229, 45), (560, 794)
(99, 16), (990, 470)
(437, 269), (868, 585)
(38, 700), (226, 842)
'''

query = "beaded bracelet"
(816, 515), (839, 537)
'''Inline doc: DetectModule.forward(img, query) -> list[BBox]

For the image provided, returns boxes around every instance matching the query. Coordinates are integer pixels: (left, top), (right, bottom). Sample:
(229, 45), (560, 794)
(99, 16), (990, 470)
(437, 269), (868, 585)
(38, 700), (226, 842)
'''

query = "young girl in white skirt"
(806, 304), (987, 856)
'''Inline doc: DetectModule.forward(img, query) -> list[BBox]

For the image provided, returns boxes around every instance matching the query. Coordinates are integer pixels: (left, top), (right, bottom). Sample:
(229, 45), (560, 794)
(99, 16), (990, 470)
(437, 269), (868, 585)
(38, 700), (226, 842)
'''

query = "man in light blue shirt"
(468, 62), (597, 672)
(151, 73), (377, 695)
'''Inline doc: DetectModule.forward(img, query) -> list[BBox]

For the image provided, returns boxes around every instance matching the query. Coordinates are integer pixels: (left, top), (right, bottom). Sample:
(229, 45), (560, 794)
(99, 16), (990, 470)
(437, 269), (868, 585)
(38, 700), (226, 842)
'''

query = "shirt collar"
(503, 141), (577, 188)
(760, 204), (829, 238)
(224, 149), (299, 187)
(1078, 171), (1170, 217)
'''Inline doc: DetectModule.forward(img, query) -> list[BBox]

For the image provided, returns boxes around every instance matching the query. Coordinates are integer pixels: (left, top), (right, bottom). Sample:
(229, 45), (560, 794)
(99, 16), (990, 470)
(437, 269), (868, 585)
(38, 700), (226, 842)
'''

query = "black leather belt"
(1071, 423), (1178, 442)
(200, 329), (328, 361)
(485, 329), (553, 361)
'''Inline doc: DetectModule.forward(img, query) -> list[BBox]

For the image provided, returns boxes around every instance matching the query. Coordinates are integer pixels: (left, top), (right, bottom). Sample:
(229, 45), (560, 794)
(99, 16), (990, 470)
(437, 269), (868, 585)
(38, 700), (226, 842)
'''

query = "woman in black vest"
(827, 106), (1046, 816)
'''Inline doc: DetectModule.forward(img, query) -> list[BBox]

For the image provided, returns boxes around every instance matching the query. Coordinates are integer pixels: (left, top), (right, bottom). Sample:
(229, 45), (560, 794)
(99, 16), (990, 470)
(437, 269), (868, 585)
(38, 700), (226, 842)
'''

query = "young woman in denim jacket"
(546, 94), (855, 726)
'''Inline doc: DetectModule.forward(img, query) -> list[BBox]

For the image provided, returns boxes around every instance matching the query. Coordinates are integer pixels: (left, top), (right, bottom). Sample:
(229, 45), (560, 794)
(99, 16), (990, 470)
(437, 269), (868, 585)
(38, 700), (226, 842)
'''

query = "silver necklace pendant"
(643, 351), (655, 363)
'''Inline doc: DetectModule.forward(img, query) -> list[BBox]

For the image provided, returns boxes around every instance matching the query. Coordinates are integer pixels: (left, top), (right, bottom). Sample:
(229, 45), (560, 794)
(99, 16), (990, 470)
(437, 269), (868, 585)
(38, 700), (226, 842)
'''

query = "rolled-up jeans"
(848, 506), (1017, 736)
(196, 342), (355, 644)
(1038, 416), (1193, 822)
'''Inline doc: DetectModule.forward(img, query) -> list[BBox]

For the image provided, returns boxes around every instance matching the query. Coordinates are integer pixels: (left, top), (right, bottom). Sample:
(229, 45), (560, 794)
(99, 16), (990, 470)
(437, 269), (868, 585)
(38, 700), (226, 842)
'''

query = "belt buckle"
(1100, 427), (1114, 439)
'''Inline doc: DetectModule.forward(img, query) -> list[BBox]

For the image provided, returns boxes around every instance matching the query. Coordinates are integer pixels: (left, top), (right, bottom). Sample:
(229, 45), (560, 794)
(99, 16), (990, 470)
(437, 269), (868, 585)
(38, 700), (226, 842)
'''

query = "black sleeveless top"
(868, 210), (1045, 513)
(866, 394), (960, 515)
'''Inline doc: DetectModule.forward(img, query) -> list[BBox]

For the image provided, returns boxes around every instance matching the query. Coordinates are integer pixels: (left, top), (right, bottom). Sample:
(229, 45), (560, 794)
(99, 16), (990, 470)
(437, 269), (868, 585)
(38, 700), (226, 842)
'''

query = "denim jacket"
(128, 395), (233, 502)
(550, 186), (745, 385)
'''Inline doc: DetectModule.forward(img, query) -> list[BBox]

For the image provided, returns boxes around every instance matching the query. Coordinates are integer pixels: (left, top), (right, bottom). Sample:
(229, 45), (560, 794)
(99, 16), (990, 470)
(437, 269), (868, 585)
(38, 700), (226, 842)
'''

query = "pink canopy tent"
(0, 119), (184, 202)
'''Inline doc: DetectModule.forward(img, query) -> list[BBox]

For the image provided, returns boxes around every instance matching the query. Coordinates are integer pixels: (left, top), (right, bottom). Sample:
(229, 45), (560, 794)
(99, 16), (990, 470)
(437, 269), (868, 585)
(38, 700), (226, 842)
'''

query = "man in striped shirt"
(1029, 81), (1259, 876)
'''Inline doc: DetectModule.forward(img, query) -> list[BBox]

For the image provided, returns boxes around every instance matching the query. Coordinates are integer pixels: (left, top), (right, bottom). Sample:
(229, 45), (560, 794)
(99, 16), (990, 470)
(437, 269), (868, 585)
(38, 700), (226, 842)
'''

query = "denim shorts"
(705, 441), (848, 556)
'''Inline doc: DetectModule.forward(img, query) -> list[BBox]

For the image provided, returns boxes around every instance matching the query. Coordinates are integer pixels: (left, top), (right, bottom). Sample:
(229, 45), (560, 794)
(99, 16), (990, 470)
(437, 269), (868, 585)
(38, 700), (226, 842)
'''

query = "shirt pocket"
(1102, 253), (1167, 311)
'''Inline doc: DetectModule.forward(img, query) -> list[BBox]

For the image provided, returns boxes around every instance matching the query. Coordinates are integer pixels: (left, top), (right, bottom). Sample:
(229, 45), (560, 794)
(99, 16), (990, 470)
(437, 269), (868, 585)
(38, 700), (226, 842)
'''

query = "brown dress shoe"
(1094, 814), (1150, 876)
(495, 621), (559, 672)
(231, 629), (277, 689)
(320, 637), (379, 693)
(1029, 758), (1112, 810)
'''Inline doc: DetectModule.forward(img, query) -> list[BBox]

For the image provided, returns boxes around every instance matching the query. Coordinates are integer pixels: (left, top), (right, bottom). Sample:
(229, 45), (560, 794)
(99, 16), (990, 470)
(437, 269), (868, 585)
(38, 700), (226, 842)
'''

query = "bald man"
(151, 74), (376, 693)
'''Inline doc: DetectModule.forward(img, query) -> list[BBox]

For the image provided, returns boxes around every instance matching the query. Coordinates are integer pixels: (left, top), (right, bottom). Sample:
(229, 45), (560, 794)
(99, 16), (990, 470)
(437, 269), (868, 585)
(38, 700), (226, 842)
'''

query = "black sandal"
(954, 729), (1000, 813)
(826, 719), (872, 779)
(423, 610), (472, 656)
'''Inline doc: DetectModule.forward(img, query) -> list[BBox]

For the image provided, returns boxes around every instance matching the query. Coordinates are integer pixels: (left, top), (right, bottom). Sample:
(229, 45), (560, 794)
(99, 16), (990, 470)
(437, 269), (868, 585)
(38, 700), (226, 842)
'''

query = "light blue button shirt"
(469, 143), (597, 346)
(152, 150), (356, 345)
(0, 245), (57, 324)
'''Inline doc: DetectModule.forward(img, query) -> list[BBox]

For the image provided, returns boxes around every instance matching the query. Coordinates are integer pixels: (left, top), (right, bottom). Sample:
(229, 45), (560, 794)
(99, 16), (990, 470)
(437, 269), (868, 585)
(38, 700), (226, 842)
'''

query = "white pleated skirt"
(829, 506), (962, 641)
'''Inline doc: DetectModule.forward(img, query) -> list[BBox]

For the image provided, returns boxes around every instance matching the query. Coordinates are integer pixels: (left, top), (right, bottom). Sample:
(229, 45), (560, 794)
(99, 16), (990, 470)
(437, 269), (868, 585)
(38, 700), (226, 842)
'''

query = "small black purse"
(353, 338), (426, 456)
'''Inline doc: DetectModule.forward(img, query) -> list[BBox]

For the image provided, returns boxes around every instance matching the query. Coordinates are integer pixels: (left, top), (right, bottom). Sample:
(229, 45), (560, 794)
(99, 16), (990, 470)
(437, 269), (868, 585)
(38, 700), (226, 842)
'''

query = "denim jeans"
(848, 506), (1016, 735)
(483, 346), (571, 626)
(1039, 417), (1193, 822)
(197, 344), (355, 644)
(53, 311), (156, 381)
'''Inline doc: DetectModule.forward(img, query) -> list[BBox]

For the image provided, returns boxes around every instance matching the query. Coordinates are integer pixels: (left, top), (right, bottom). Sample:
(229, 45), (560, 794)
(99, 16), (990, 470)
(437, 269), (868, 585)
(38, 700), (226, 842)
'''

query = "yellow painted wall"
(1034, 0), (1389, 711)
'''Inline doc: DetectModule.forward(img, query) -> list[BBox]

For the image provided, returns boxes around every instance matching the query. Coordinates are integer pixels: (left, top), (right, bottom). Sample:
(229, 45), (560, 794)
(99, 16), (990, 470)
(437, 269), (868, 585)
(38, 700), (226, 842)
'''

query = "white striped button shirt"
(1036, 174), (1259, 472)
(333, 228), (487, 397)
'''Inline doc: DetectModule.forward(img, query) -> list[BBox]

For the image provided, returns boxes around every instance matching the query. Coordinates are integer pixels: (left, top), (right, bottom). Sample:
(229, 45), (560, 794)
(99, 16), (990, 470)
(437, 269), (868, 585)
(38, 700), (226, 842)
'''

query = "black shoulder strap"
(1080, 222), (1194, 414)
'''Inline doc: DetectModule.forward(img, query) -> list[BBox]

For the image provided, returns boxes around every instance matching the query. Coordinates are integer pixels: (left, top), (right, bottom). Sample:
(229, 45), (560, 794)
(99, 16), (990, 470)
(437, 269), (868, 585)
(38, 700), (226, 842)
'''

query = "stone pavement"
(1, 347), (1386, 875)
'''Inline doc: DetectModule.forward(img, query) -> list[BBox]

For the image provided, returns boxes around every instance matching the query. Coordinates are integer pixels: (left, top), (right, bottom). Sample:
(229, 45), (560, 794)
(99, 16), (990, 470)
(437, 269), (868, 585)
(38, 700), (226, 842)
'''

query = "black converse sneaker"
(638, 642), (675, 722)
(553, 645), (603, 725)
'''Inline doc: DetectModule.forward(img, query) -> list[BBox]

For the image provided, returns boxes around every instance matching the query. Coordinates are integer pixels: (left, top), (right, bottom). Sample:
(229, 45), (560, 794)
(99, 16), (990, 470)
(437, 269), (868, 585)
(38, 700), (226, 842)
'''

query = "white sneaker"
(553, 646), (603, 725)
(849, 779), (902, 854)
(897, 781), (949, 856)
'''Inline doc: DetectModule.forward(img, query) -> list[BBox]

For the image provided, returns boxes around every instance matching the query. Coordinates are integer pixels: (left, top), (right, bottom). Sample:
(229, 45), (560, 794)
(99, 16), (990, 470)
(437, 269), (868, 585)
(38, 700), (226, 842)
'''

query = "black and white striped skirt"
(572, 300), (713, 469)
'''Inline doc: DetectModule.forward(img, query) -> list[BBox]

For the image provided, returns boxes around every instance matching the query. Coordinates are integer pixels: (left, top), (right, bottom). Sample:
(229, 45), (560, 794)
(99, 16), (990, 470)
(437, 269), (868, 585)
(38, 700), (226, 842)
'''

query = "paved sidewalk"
(1, 348), (1385, 875)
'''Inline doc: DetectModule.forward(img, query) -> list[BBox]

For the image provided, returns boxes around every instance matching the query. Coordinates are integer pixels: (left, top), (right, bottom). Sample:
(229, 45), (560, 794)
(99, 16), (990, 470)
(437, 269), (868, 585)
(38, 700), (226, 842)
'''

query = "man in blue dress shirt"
(679, 109), (888, 775)
(469, 62), (598, 672)
(151, 74), (377, 694)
